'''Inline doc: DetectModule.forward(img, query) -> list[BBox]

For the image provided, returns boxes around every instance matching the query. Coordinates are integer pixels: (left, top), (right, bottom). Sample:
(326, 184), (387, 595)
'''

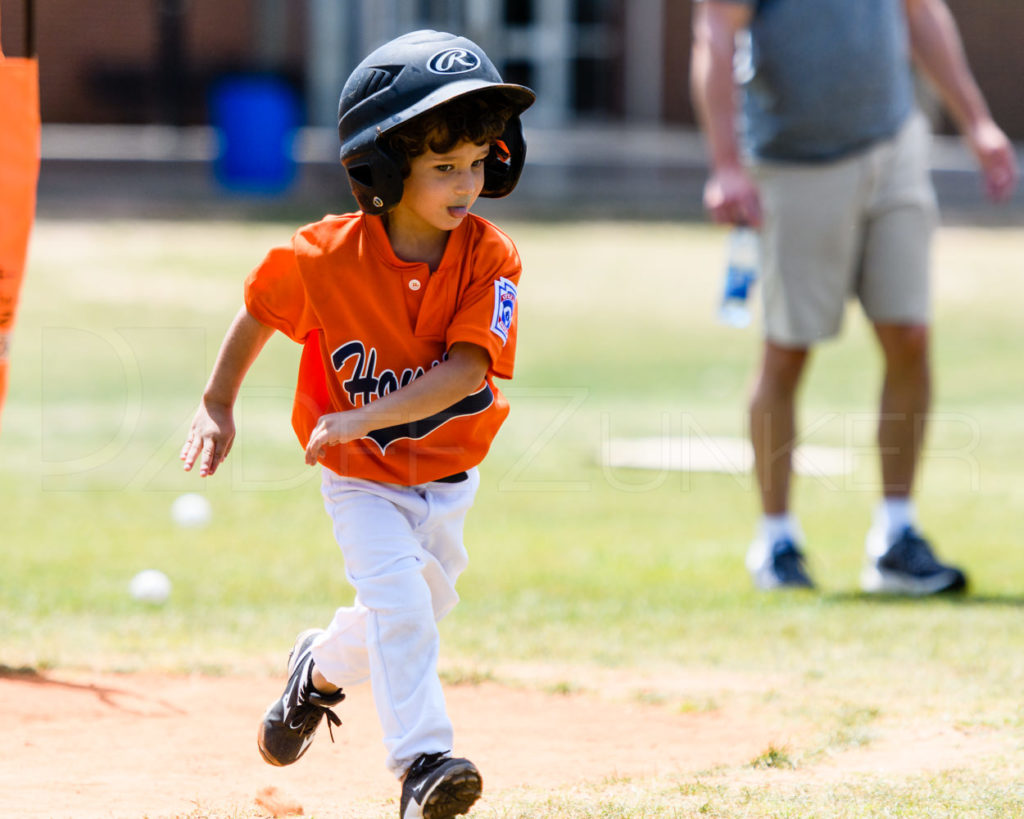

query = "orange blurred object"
(0, 46), (41, 432)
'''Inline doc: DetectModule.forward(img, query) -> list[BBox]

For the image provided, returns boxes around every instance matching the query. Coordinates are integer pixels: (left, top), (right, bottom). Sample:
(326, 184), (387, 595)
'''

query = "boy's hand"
(180, 400), (236, 477)
(304, 411), (369, 465)
(302, 342), (490, 467)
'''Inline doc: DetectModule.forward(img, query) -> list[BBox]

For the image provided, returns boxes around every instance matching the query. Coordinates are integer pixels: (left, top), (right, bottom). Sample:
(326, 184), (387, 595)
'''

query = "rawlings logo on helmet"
(427, 48), (481, 75)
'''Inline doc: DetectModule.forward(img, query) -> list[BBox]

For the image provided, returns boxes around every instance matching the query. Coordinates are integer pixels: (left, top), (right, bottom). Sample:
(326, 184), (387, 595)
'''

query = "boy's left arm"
(303, 341), (490, 465)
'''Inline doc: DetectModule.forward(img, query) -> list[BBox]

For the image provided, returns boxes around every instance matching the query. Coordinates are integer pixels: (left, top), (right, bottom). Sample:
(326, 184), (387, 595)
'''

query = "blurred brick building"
(0, 0), (1021, 138)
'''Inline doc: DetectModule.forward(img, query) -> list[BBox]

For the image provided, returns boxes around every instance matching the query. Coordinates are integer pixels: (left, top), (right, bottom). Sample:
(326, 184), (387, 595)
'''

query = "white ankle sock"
(760, 513), (799, 547)
(879, 497), (916, 543)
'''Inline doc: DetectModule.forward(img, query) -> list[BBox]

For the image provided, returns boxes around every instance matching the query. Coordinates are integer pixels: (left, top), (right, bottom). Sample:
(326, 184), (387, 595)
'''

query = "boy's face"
(390, 139), (490, 238)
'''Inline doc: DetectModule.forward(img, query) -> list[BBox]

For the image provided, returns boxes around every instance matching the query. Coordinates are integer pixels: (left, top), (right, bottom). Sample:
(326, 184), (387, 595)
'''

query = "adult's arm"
(905, 0), (1018, 202)
(690, 1), (762, 225)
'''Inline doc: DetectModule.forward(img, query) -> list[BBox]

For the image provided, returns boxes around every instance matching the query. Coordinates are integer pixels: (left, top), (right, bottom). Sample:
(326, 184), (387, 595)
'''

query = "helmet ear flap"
(341, 143), (404, 213)
(482, 116), (527, 199)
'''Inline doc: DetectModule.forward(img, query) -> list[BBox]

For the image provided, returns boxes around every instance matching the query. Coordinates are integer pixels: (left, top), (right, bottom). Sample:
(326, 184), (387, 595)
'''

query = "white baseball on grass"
(171, 492), (212, 528)
(129, 569), (172, 604)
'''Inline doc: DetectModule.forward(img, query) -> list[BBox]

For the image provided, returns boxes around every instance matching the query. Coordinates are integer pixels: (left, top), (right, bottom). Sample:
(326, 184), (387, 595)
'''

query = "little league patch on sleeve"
(490, 277), (517, 343)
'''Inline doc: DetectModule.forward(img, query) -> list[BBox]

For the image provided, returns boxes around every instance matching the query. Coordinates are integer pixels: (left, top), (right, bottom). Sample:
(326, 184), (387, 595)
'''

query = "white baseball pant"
(310, 466), (479, 777)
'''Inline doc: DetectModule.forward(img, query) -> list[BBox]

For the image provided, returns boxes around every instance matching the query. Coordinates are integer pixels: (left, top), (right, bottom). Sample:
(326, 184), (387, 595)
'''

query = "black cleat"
(257, 628), (344, 766)
(399, 752), (482, 819)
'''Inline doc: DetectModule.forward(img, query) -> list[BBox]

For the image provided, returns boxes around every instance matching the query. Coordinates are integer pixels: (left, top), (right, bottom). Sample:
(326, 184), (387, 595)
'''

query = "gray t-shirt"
(710, 0), (915, 161)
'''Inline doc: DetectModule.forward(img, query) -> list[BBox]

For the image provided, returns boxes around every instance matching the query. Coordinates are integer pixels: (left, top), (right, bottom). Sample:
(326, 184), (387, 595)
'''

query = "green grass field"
(3, 218), (1024, 817)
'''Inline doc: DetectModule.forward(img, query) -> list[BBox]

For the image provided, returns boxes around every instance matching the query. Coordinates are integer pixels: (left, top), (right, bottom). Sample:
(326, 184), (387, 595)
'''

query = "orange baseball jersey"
(244, 211), (521, 485)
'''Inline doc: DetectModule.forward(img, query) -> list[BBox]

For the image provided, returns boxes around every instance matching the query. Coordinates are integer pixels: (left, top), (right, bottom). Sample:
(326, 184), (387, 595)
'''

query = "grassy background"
(2, 219), (1023, 816)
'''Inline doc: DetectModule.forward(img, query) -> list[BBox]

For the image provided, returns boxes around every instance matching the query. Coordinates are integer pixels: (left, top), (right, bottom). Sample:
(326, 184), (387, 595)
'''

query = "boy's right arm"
(180, 306), (275, 477)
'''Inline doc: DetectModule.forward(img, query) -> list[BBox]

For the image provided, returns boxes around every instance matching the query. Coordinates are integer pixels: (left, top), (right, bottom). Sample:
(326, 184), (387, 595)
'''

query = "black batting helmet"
(338, 30), (536, 214)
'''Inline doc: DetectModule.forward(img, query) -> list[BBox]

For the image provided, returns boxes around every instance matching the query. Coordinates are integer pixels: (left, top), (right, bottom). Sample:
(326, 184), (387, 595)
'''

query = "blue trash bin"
(210, 74), (300, 195)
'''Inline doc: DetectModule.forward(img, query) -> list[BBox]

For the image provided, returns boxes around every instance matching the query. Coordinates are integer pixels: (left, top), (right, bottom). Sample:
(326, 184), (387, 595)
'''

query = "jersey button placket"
(402, 272), (428, 330)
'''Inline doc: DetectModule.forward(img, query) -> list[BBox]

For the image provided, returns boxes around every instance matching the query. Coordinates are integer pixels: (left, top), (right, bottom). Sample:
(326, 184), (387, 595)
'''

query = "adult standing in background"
(690, 0), (1017, 591)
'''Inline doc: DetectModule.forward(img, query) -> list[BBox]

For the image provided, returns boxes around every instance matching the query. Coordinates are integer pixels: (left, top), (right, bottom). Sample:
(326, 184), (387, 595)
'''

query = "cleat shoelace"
(404, 751), (449, 784)
(286, 693), (343, 743)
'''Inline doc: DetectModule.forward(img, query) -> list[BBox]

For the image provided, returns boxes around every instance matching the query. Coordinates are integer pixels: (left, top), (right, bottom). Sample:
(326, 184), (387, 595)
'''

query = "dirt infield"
(3, 665), (797, 818)
(4, 664), (1009, 818)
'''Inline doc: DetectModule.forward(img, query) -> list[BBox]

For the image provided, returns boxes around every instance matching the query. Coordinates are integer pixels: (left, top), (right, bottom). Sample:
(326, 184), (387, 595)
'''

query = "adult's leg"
(873, 322), (930, 499)
(748, 154), (864, 587)
(862, 321), (963, 593)
(857, 116), (963, 592)
(750, 339), (811, 516)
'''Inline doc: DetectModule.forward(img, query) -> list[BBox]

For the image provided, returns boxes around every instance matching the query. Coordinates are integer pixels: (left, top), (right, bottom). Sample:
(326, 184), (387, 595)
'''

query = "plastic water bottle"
(718, 226), (760, 328)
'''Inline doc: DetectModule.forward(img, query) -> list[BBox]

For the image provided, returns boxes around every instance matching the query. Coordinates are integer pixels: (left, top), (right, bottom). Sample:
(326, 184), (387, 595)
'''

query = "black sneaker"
(399, 752), (482, 819)
(257, 628), (344, 766)
(861, 525), (967, 595)
(747, 537), (815, 589)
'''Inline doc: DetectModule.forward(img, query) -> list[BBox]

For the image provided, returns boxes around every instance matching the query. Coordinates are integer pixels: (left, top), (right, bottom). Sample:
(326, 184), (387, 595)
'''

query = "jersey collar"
(363, 211), (471, 274)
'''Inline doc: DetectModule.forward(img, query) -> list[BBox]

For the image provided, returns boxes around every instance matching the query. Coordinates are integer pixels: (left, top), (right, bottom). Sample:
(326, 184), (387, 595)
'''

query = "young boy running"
(180, 30), (534, 819)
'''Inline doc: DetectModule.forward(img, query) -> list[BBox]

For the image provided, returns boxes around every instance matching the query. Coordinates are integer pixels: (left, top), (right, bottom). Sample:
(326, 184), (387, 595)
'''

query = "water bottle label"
(723, 265), (754, 301)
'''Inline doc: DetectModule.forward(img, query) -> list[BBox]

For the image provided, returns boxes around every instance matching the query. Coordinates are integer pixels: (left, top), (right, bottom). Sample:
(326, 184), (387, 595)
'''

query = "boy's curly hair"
(383, 90), (517, 177)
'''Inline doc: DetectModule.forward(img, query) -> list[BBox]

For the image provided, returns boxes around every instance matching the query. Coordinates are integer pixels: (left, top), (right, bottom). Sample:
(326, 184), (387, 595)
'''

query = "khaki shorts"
(752, 111), (939, 346)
